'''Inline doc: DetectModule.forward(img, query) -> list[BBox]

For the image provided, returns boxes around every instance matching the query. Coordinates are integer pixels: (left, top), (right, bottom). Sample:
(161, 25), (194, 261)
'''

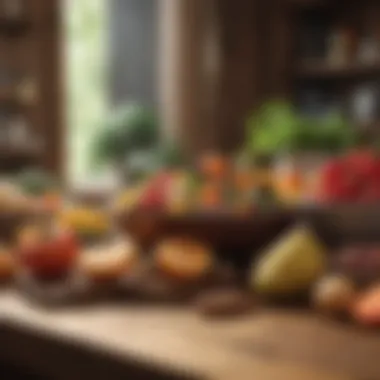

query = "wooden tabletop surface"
(2, 290), (379, 380)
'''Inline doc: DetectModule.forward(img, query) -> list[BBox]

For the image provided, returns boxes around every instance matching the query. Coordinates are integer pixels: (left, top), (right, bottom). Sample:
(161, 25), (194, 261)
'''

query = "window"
(64, 0), (107, 186)
(64, 0), (157, 189)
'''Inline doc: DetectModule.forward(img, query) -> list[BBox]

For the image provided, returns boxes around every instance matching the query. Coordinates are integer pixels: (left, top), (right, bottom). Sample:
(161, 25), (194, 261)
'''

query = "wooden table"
(1, 290), (378, 379)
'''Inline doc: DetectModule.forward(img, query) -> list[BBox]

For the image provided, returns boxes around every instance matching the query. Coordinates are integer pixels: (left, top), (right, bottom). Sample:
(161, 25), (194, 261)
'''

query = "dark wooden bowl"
(118, 204), (380, 266)
(117, 209), (296, 268)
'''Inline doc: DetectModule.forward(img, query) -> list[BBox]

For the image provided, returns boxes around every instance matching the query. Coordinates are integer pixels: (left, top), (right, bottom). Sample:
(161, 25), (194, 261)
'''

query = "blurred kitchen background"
(1, 0), (380, 188)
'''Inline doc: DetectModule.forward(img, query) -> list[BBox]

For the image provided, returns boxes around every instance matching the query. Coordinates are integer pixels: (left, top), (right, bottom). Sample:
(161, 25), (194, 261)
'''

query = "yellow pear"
(252, 225), (327, 296)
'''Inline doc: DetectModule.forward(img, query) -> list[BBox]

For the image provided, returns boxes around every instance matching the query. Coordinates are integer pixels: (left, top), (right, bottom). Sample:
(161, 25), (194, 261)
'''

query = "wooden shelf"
(288, 0), (364, 8)
(288, 0), (328, 6)
(0, 88), (19, 106)
(0, 17), (31, 37)
(296, 61), (380, 80)
(0, 144), (41, 163)
(0, 2), (60, 176)
(0, 87), (34, 109)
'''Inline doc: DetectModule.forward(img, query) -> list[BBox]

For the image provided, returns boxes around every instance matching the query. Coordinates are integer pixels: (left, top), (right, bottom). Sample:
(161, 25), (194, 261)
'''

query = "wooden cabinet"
(211, 0), (294, 151)
(212, 0), (380, 150)
(0, 0), (61, 176)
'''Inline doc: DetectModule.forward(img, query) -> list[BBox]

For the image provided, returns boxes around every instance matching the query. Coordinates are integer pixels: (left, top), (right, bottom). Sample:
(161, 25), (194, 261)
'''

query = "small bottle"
(18, 78), (38, 105)
(358, 36), (380, 65)
(3, 0), (24, 20)
(328, 26), (353, 67)
(0, 116), (9, 147)
(8, 116), (28, 148)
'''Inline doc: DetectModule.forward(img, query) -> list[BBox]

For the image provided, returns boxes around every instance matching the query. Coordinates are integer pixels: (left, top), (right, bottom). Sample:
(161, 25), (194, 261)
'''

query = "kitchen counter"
(1, 290), (376, 380)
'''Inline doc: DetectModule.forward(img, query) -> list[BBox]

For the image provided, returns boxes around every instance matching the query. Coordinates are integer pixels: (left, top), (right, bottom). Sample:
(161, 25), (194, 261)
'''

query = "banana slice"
(154, 238), (214, 280)
(78, 240), (138, 281)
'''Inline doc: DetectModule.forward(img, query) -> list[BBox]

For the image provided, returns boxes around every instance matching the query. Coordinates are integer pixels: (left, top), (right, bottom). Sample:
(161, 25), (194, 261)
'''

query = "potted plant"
(92, 104), (159, 184)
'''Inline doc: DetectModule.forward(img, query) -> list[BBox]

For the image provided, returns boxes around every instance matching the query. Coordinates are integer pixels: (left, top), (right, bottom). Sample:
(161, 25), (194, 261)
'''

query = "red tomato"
(18, 230), (79, 278)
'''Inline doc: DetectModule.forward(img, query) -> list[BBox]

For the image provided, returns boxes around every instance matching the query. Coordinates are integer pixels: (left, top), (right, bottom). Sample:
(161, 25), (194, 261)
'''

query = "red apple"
(17, 227), (79, 279)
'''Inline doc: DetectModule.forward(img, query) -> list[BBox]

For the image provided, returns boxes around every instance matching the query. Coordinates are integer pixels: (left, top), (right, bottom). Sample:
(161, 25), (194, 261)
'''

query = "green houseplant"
(93, 104), (158, 163)
(92, 104), (159, 182)
(92, 104), (188, 184)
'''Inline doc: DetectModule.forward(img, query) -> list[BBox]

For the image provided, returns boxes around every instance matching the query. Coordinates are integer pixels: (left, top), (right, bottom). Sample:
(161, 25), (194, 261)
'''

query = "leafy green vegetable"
(111, 105), (158, 149)
(246, 100), (303, 156)
(245, 100), (356, 157)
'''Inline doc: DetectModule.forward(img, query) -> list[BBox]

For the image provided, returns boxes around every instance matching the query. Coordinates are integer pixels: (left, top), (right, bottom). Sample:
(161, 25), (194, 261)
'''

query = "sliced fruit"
(251, 225), (327, 296)
(58, 207), (110, 235)
(154, 238), (215, 281)
(78, 240), (138, 281)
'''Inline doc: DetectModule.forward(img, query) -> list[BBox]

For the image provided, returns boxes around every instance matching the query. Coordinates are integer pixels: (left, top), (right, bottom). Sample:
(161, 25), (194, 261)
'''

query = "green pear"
(252, 225), (327, 296)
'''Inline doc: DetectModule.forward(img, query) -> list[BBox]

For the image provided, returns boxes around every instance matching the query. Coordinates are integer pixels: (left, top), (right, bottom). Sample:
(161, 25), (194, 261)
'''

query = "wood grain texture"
(265, 0), (295, 98)
(213, 0), (259, 152)
(1, 290), (349, 380)
(158, 0), (209, 155)
(35, 0), (63, 177)
(0, 0), (62, 176)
